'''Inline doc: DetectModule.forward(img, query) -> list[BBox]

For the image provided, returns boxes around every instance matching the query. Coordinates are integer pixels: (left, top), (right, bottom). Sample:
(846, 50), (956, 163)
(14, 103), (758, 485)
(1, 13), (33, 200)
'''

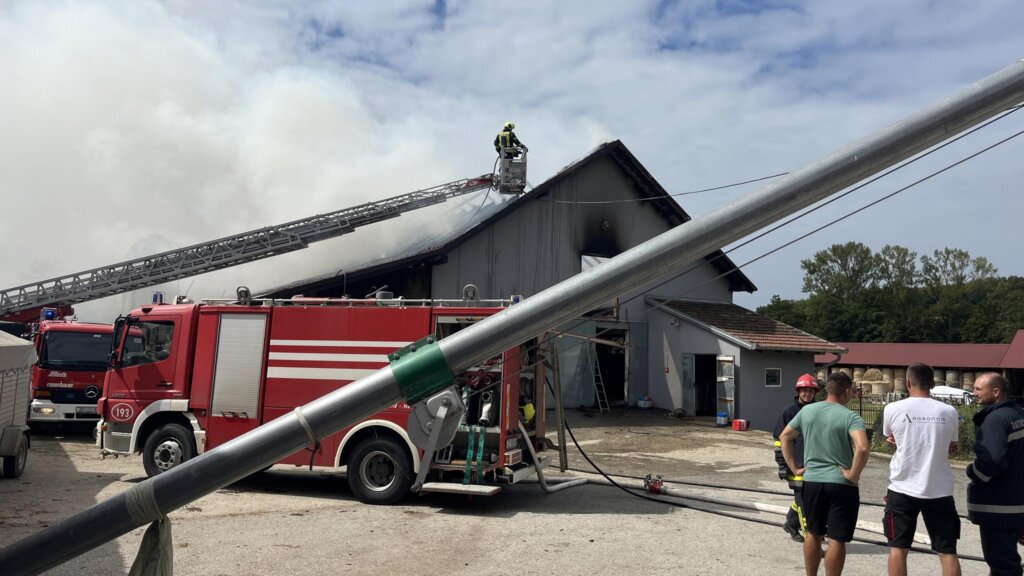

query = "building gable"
(260, 140), (755, 300)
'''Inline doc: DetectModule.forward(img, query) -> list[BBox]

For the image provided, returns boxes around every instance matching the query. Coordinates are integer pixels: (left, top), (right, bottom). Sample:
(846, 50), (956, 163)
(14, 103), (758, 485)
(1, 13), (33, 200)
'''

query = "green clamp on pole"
(389, 335), (455, 404)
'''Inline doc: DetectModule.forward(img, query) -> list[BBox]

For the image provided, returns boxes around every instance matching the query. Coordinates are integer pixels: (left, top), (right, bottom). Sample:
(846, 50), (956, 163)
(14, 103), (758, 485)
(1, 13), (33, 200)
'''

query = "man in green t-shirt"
(780, 371), (870, 576)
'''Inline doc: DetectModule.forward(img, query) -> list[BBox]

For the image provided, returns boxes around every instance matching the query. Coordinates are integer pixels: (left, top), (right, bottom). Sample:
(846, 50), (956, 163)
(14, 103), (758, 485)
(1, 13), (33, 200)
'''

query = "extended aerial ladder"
(0, 152), (528, 323)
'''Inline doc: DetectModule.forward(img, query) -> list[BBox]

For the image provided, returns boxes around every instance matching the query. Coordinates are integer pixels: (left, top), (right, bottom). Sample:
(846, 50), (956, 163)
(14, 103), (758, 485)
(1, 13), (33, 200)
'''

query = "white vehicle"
(930, 385), (973, 405)
(0, 331), (35, 478)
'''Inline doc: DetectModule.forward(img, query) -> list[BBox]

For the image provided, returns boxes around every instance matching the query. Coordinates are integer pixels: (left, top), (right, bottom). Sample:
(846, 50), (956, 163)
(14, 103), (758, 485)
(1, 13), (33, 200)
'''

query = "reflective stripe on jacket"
(495, 130), (520, 151)
(966, 400), (1024, 528)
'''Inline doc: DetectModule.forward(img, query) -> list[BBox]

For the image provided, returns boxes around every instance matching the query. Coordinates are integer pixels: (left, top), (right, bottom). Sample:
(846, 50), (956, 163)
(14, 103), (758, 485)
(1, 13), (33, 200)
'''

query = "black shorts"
(883, 490), (960, 554)
(803, 481), (860, 542)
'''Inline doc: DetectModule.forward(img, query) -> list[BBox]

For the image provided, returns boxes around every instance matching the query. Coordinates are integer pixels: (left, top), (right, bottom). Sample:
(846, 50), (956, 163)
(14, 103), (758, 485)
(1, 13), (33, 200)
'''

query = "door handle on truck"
(156, 382), (173, 387)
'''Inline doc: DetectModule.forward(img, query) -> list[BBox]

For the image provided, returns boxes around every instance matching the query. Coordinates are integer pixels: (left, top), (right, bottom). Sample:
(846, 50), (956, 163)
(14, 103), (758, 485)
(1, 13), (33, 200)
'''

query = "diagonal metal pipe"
(2, 59), (1024, 576)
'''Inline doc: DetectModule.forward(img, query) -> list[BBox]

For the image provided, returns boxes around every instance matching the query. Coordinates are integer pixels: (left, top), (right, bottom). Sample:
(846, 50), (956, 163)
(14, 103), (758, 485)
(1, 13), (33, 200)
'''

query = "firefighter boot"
(783, 522), (804, 543)
(783, 504), (804, 543)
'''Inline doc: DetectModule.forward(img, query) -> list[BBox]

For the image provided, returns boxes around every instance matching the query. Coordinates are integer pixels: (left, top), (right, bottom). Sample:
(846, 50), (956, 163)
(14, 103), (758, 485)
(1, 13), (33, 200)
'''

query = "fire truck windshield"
(118, 320), (174, 367)
(39, 331), (112, 372)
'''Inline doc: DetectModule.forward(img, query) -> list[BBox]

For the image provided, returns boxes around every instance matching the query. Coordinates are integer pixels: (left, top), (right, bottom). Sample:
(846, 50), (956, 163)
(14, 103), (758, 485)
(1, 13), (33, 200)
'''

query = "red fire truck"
(96, 295), (547, 504)
(29, 318), (112, 424)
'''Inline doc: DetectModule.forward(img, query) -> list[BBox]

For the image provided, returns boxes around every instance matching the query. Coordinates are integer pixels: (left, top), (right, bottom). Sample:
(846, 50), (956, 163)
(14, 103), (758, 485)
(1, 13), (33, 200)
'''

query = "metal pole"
(2, 59), (1024, 575)
(547, 335), (569, 472)
(0, 369), (405, 575)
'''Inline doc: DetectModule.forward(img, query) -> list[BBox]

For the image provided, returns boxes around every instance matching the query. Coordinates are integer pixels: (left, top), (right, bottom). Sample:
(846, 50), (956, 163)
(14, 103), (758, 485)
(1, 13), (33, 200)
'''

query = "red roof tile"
(658, 300), (844, 353)
(813, 342), (1009, 369)
(1000, 330), (1024, 369)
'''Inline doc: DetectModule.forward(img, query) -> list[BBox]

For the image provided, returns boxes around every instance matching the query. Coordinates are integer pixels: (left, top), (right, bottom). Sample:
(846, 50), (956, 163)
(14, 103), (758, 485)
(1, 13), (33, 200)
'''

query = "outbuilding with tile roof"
(648, 298), (843, 430)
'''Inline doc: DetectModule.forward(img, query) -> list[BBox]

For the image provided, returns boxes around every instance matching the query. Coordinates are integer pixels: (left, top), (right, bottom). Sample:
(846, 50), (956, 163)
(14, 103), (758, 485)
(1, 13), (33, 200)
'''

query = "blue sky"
(1, 1), (1021, 320)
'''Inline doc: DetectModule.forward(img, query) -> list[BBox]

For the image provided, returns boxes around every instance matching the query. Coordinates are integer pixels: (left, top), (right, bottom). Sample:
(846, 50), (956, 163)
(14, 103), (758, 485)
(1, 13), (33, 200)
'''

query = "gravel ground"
(0, 411), (995, 576)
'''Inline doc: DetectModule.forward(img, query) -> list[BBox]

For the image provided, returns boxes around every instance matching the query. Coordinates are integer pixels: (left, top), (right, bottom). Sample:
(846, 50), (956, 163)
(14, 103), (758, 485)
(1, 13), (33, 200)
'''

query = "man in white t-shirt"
(881, 363), (961, 576)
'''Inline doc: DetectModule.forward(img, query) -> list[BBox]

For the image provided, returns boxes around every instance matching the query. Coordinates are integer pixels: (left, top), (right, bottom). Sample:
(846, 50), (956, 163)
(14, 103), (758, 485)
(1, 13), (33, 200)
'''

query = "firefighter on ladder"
(772, 373), (820, 542)
(494, 121), (526, 185)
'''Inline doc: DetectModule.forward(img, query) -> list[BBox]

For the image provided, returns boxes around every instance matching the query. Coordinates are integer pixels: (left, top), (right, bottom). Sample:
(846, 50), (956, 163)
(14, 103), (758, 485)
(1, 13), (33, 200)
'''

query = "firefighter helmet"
(504, 121), (515, 130)
(795, 373), (819, 391)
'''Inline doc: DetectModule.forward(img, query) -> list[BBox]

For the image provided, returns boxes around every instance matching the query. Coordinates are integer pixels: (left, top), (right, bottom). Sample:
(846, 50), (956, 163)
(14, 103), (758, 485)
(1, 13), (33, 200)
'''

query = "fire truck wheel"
(347, 437), (413, 505)
(142, 423), (195, 477)
(2, 434), (28, 479)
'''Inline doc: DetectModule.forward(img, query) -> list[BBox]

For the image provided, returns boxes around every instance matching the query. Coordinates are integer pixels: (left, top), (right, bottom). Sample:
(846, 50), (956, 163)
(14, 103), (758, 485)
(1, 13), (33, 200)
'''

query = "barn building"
(815, 330), (1024, 399)
(263, 141), (842, 431)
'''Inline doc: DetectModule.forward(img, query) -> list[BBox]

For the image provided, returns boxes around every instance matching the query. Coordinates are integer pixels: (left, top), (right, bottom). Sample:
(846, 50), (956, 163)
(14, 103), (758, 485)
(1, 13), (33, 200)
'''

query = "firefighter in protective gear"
(494, 122), (526, 188)
(494, 121), (525, 158)
(772, 373), (819, 542)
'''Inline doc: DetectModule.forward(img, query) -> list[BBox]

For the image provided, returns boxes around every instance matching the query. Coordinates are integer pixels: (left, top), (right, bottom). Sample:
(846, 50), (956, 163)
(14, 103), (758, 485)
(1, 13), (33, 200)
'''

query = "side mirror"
(108, 345), (124, 369)
(108, 316), (130, 368)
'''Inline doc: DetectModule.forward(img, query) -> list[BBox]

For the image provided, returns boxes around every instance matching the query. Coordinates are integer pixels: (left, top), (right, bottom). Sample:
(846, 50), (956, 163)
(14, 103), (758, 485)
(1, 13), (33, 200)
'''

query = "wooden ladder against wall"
(589, 342), (610, 414)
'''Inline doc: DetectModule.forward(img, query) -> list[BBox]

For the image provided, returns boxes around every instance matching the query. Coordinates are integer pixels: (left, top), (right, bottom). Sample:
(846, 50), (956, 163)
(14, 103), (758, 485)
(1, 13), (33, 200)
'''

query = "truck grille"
(48, 389), (99, 405)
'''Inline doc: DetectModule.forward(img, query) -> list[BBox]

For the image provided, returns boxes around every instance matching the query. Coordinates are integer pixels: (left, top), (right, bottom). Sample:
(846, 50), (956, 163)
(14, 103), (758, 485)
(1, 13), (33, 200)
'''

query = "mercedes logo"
(84, 385), (100, 400)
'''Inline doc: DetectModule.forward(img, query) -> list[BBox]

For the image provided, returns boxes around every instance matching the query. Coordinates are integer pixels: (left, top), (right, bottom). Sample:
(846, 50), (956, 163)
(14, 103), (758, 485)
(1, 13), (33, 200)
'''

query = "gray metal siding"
(210, 314), (268, 417)
(430, 156), (737, 408)
(1, 371), (30, 427)
(737, 351), (816, 432)
(647, 312), (743, 413)
(432, 156), (733, 303)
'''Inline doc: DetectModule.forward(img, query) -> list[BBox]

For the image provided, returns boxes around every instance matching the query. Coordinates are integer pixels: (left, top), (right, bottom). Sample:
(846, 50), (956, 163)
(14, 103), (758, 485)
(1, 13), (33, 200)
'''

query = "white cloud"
(1, 0), (1021, 322)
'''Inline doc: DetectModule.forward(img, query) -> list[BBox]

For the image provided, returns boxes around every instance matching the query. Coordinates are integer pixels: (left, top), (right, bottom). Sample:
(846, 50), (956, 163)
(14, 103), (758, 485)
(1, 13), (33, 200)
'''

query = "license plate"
(75, 406), (97, 415)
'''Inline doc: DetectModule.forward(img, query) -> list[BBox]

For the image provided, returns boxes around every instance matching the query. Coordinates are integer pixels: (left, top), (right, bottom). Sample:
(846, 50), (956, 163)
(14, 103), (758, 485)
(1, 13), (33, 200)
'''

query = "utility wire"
(680, 124), (1024, 301)
(490, 103), (1024, 388)
(460, 104), (1024, 402)
(459, 101), (1023, 381)
(535, 172), (789, 204)
(525, 104), (1024, 363)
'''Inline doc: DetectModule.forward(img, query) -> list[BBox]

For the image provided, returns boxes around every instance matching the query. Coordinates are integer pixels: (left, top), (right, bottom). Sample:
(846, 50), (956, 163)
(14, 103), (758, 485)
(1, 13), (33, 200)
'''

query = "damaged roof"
(262, 140), (756, 297)
(651, 298), (845, 354)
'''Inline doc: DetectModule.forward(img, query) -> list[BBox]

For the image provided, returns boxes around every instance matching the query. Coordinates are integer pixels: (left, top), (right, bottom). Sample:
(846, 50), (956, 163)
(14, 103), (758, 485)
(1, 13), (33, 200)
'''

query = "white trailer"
(0, 330), (35, 478)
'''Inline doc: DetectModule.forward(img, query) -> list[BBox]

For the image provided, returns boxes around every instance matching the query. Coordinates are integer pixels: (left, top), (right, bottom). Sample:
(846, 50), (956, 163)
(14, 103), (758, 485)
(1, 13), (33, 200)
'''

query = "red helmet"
(795, 374), (819, 391)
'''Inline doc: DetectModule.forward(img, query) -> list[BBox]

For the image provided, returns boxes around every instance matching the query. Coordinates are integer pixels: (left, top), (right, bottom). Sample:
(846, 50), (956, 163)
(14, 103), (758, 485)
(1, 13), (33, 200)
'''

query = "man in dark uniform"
(773, 373), (820, 542)
(967, 372), (1024, 576)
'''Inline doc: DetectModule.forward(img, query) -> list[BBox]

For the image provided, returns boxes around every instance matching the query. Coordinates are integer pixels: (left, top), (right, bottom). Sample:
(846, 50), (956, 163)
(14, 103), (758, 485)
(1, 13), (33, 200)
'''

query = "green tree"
(758, 295), (808, 329)
(876, 244), (918, 289)
(994, 277), (1024, 341)
(873, 244), (921, 341)
(801, 242), (878, 299)
(920, 248), (999, 342)
(920, 248), (998, 288)
(763, 243), (1017, 345)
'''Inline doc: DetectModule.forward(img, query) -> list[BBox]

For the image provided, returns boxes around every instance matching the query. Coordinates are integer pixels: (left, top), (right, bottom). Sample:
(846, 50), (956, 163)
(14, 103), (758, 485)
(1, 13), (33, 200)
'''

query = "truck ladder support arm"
(2, 59), (1024, 576)
(0, 174), (497, 319)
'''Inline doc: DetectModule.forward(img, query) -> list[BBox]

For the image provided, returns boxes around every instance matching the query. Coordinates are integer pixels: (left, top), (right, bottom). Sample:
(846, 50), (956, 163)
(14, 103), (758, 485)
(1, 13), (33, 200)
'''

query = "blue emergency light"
(42, 308), (57, 321)
(152, 291), (164, 304)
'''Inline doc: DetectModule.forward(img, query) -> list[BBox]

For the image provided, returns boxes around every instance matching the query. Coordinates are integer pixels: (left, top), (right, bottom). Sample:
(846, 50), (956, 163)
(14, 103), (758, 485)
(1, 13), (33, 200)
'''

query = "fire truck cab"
(97, 295), (547, 504)
(29, 316), (111, 424)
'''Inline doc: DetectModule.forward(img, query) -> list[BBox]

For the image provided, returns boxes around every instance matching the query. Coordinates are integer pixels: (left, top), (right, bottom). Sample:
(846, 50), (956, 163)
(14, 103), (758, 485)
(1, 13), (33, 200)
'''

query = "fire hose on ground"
(518, 413), (997, 566)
